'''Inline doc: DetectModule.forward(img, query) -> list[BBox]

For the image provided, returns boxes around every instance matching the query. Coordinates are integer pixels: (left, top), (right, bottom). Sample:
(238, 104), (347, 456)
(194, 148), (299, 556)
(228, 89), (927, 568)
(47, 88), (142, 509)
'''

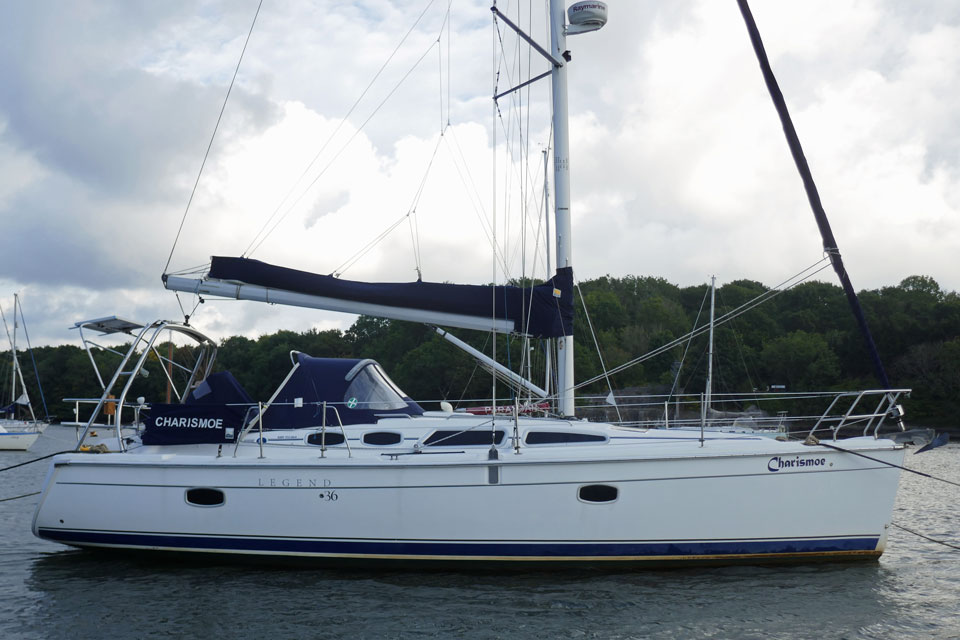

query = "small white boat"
(0, 422), (41, 451)
(1, 294), (48, 451)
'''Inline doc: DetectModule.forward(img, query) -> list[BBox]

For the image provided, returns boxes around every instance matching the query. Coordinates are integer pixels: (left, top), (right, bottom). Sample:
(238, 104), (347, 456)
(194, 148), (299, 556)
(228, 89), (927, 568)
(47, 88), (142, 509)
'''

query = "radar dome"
(567, 1), (608, 31)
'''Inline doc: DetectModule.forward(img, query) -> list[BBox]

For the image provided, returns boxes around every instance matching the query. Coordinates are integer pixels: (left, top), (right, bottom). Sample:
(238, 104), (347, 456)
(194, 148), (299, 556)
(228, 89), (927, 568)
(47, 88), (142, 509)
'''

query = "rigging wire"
(246, 38), (442, 258)
(331, 127), (447, 278)
(575, 257), (834, 390)
(667, 285), (710, 403)
(16, 301), (50, 420)
(442, 128), (511, 276)
(163, 0), (263, 276)
(490, 7), (499, 424)
(717, 288), (763, 403)
(576, 283), (623, 422)
(242, 0), (440, 258)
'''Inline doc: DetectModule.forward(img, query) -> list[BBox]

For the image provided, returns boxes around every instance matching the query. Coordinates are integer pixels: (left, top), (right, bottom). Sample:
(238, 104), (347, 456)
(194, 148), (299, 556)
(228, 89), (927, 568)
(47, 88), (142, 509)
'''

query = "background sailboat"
(0, 295), (49, 451)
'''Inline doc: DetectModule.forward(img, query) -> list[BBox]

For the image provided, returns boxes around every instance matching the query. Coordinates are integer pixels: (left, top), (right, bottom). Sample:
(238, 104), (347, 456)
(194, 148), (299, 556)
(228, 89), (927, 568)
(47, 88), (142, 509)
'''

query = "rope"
(164, 0), (263, 275)
(0, 450), (74, 473)
(891, 522), (960, 551)
(0, 491), (40, 503)
(815, 440), (960, 488)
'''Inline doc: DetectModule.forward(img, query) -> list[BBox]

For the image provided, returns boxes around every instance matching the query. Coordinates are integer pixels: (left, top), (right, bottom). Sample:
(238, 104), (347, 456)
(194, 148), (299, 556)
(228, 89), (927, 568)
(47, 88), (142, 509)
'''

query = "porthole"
(363, 431), (402, 445)
(578, 484), (618, 503)
(186, 487), (225, 507)
(306, 432), (345, 446)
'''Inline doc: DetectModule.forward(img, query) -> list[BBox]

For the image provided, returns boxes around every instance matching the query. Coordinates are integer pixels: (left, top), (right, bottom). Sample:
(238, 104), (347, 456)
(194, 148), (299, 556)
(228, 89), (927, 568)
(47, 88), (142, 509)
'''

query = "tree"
(759, 331), (840, 390)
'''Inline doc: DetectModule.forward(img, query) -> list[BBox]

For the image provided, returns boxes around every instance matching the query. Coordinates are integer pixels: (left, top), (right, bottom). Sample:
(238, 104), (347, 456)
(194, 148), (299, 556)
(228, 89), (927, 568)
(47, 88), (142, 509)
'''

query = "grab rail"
(806, 389), (909, 440)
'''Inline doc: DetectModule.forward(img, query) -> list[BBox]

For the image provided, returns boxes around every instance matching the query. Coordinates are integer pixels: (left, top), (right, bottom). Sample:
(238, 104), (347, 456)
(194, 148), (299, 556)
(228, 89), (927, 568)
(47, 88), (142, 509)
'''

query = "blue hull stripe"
(37, 529), (880, 559)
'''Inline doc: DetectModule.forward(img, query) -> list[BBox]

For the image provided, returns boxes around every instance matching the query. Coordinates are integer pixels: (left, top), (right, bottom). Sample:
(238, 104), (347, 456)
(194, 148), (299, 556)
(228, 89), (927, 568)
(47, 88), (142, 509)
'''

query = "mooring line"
(0, 450), (73, 473)
(892, 523), (960, 551)
(0, 491), (40, 502)
(815, 440), (960, 488)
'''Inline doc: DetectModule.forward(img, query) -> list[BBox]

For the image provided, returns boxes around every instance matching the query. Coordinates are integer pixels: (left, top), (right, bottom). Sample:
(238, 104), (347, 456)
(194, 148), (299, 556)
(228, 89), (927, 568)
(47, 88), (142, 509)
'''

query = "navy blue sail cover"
(208, 256), (574, 338)
(141, 357), (423, 444)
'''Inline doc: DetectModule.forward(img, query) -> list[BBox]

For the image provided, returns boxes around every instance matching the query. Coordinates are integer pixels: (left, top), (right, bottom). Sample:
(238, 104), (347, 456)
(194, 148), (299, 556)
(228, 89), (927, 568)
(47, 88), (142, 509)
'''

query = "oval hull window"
(578, 484), (618, 503)
(186, 488), (225, 507)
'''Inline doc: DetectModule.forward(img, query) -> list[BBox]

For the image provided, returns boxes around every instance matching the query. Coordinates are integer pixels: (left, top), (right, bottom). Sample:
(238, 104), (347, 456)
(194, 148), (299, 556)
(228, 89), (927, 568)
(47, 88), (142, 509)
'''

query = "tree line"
(3, 274), (958, 427)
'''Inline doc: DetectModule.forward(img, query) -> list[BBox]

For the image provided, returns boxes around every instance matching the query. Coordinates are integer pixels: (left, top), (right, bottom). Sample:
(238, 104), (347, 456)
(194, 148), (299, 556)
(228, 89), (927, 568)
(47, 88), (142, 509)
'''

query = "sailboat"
(33, 2), (922, 567)
(1, 295), (49, 451)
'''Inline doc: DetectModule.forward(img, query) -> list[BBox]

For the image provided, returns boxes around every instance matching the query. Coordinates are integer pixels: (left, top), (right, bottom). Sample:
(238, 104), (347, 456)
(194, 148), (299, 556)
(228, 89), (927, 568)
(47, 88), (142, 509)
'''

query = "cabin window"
(424, 429), (506, 447)
(306, 432), (346, 446)
(578, 484), (618, 503)
(343, 364), (408, 410)
(186, 488), (225, 507)
(525, 431), (606, 445)
(363, 431), (402, 445)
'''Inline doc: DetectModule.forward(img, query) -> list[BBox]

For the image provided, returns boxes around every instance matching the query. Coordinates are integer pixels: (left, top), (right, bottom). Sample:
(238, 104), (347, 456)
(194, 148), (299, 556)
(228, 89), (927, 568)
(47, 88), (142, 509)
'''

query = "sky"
(1, 0), (958, 348)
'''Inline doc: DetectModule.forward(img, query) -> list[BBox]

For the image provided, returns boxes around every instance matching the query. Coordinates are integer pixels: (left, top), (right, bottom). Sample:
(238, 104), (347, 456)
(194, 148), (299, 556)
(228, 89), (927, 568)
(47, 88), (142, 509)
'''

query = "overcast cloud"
(1, 0), (957, 347)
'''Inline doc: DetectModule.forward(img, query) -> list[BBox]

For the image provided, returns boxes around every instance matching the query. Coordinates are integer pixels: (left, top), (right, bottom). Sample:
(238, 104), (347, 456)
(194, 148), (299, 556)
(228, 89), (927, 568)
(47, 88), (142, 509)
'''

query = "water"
(2, 426), (958, 639)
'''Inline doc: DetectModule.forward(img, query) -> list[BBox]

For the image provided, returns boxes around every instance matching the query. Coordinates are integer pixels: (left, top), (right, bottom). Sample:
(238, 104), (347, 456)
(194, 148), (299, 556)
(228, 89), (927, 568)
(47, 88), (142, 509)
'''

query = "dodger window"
(343, 363), (408, 411)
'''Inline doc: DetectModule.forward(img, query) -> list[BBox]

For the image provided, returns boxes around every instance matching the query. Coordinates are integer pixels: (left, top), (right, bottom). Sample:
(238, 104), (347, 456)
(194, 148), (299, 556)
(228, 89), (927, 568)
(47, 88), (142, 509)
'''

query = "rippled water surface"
(2, 427), (958, 639)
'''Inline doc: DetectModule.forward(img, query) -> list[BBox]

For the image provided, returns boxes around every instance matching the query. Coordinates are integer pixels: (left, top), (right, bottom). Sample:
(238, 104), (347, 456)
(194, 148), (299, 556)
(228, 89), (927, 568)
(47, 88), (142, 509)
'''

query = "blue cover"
(141, 356), (423, 444)
(261, 354), (423, 429)
(208, 256), (574, 338)
(141, 403), (247, 445)
(185, 371), (253, 406)
(142, 372), (254, 445)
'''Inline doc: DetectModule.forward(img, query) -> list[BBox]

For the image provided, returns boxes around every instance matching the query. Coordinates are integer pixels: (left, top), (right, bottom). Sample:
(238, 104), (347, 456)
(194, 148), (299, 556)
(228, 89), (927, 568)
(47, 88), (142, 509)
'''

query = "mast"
(543, 148), (552, 400)
(549, 0), (575, 417)
(10, 294), (17, 406)
(705, 276), (716, 414)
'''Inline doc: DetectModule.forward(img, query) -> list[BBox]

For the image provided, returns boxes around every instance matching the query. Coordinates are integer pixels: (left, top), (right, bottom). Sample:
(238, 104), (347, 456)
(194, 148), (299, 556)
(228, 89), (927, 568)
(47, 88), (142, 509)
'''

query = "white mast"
(543, 148), (552, 399)
(549, 0), (575, 417)
(11, 294), (18, 406)
(548, 0), (607, 417)
(705, 276), (716, 415)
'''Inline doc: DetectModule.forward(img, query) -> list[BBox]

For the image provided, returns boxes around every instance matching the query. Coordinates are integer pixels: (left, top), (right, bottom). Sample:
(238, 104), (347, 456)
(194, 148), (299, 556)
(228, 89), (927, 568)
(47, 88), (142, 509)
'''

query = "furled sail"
(163, 256), (574, 338)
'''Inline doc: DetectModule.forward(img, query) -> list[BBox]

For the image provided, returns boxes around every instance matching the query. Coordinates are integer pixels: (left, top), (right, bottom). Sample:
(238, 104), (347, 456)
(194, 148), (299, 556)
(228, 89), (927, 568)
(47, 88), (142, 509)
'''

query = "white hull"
(0, 432), (41, 451)
(33, 421), (904, 566)
(0, 421), (46, 451)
